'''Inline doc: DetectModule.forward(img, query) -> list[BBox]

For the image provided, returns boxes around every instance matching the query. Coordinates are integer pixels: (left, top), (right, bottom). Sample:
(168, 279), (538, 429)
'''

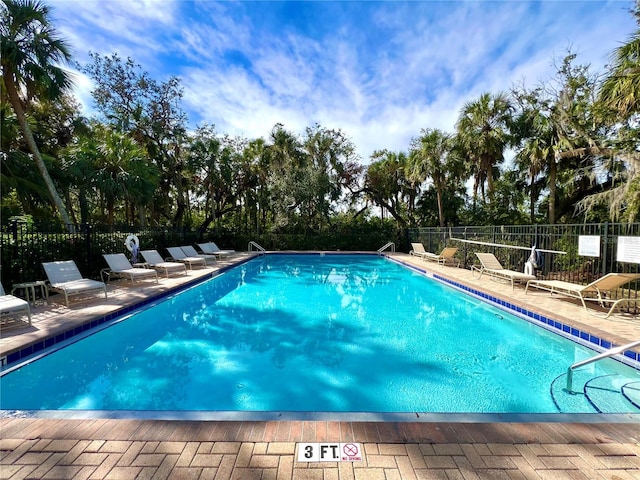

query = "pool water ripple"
(1, 254), (639, 414)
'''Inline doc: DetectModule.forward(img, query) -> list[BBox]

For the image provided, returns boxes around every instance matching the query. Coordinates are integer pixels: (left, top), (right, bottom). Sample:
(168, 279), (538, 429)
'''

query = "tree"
(93, 127), (158, 226)
(300, 124), (362, 229)
(455, 92), (513, 204)
(364, 150), (412, 227)
(550, 54), (616, 223)
(264, 124), (306, 230)
(63, 124), (159, 226)
(81, 53), (188, 225)
(0, 100), (50, 217)
(1, 0), (74, 227)
(511, 53), (616, 224)
(187, 125), (246, 231)
(409, 128), (453, 227)
(511, 86), (557, 223)
(599, 6), (640, 121)
(586, 5), (640, 222)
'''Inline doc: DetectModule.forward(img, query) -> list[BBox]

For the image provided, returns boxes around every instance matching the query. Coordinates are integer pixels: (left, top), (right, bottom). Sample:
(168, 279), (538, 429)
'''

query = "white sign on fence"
(578, 235), (600, 257)
(617, 236), (640, 264)
(297, 443), (362, 462)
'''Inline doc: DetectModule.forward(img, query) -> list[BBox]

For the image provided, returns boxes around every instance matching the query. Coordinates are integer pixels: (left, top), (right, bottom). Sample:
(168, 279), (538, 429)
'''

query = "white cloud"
(67, 68), (97, 118)
(53, 0), (179, 69)
(51, 0), (638, 162)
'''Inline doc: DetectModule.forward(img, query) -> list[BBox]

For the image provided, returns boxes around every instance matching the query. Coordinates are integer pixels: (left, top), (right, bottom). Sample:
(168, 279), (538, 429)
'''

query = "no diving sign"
(297, 442), (362, 462)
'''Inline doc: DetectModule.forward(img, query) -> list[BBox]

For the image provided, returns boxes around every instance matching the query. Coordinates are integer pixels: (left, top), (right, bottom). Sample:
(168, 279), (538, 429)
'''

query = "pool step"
(550, 371), (597, 413)
(621, 381), (640, 409)
(551, 373), (640, 413)
(584, 375), (640, 413)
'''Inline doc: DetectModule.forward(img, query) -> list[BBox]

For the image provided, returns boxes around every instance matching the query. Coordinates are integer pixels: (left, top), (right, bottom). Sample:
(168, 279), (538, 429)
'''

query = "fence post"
(492, 226), (497, 255)
(602, 222), (609, 276)
(463, 227), (468, 269)
(10, 220), (19, 283)
(83, 223), (92, 270)
(11, 219), (18, 242)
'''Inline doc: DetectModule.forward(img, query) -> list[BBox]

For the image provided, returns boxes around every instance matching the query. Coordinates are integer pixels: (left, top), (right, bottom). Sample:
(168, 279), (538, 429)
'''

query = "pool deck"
(1, 251), (639, 479)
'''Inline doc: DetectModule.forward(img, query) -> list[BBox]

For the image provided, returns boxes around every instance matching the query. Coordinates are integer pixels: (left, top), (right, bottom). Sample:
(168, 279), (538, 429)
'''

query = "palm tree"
(93, 127), (157, 226)
(511, 89), (558, 223)
(588, 5), (640, 222)
(1, 0), (74, 227)
(598, 6), (640, 120)
(455, 92), (513, 204)
(266, 124), (308, 227)
(409, 128), (452, 227)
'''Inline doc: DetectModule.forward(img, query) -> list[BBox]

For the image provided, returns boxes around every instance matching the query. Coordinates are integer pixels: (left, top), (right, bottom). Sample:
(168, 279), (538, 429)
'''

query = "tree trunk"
(79, 187), (89, 224)
(529, 175), (535, 223)
(138, 204), (146, 228)
(549, 159), (557, 224)
(3, 73), (74, 231)
(435, 180), (445, 227)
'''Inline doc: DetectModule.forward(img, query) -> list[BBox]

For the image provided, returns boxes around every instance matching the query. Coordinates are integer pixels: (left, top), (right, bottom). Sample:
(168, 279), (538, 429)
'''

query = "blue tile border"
(2, 257), (256, 369)
(384, 255), (640, 368)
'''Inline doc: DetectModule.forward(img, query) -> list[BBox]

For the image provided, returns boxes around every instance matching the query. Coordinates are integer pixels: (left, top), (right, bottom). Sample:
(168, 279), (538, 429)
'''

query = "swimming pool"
(1, 253), (639, 418)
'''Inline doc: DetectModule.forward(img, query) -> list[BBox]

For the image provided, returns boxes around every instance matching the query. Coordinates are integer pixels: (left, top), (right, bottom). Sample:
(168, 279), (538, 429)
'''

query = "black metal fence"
(0, 221), (402, 288)
(2, 220), (638, 299)
(409, 223), (640, 285)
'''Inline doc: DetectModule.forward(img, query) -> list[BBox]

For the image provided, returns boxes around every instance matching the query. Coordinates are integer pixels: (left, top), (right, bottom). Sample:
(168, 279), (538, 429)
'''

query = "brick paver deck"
(1, 252), (639, 479)
(1, 419), (639, 479)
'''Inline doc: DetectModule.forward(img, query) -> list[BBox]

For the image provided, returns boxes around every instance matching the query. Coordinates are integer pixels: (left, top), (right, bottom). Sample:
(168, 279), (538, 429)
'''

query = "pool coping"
(1, 409), (639, 423)
(2, 252), (640, 422)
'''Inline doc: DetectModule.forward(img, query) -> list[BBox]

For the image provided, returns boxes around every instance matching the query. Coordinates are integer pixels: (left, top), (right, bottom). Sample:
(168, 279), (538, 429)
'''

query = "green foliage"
(2, 1), (640, 233)
(415, 187), (465, 227)
(0, 191), (24, 220)
(7, 214), (34, 226)
(1, 0), (75, 226)
(456, 92), (513, 203)
(80, 52), (188, 226)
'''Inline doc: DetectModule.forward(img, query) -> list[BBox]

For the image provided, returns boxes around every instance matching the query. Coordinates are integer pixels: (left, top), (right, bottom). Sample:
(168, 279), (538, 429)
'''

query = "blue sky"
(52, 0), (637, 161)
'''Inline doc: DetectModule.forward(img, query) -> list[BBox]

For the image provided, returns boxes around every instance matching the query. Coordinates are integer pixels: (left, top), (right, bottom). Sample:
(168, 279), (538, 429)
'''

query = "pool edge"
(3, 252), (640, 422)
(2, 409), (639, 423)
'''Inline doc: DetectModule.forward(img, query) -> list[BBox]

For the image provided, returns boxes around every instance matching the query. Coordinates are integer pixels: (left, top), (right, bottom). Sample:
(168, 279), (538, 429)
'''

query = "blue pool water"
(1, 254), (639, 414)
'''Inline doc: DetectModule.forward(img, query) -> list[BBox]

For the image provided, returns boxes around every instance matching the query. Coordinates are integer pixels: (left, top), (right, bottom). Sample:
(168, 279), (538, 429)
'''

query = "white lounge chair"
(42, 260), (108, 306)
(140, 250), (188, 278)
(410, 244), (459, 266)
(166, 247), (208, 270)
(180, 245), (218, 265)
(0, 282), (31, 325)
(526, 272), (640, 318)
(197, 242), (234, 258)
(473, 253), (536, 290)
(102, 253), (159, 284)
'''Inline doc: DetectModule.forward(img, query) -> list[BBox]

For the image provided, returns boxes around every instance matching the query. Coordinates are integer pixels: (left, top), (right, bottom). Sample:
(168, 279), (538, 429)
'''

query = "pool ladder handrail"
(566, 339), (640, 392)
(377, 242), (395, 253)
(248, 241), (266, 253)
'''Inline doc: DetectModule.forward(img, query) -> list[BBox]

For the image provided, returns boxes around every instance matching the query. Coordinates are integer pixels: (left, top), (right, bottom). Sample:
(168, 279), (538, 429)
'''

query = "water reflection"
(2, 254), (639, 413)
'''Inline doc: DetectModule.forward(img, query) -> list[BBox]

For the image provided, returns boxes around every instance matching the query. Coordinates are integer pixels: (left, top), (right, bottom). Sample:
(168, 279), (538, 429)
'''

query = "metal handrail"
(248, 241), (266, 252)
(565, 340), (640, 392)
(377, 242), (395, 253)
(449, 237), (566, 254)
